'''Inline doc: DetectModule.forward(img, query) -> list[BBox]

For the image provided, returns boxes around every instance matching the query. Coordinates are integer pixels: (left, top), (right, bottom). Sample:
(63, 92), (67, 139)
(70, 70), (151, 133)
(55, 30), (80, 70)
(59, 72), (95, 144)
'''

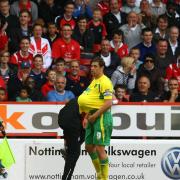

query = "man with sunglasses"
(137, 53), (164, 96)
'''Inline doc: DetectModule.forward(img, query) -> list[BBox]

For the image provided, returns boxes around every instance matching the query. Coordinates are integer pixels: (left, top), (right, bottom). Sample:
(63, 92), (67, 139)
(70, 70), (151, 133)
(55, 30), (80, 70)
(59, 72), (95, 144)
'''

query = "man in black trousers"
(58, 98), (85, 180)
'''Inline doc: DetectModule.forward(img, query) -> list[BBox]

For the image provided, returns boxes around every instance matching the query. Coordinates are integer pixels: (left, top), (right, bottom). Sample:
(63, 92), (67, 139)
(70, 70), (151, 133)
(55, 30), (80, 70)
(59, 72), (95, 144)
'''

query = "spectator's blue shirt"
(47, 90), (75, 102)
(73, 5), (92, 19)
(135, 42), (156, 62)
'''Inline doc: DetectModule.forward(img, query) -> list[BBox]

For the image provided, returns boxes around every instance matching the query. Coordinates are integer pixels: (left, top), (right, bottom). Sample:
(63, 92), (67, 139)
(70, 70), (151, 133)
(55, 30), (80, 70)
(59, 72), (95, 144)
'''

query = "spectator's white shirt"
(101, 54), (111, 67)
(29, 37), (52, 69)
(113, 12), (121, 24)
(150, 2), (166, 16)
(155, 28), (166, 39)
(169, 40), (178, 55)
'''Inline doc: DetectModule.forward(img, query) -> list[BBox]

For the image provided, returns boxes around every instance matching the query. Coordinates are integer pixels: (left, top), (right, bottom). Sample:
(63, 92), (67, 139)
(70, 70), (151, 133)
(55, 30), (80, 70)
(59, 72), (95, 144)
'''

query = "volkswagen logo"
(161, 147), (180, 179)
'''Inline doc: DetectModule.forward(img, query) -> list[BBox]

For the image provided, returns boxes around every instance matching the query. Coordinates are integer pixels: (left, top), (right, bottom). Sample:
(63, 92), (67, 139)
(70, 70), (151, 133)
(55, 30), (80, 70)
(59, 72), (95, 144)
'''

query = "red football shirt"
(10, 51), (33, 68)
(165, 63), (180, 90)
(52, 38), (80, 60)
(41, 81), (54, 97)
(110, 43), (129, 59)
(59, 17), (76, 30)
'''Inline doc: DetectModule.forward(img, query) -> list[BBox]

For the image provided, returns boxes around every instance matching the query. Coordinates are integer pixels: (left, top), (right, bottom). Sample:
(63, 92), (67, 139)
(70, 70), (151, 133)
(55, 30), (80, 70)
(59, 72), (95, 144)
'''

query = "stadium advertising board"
(0, 103), (180, 137)
(3, 139), (180, 180)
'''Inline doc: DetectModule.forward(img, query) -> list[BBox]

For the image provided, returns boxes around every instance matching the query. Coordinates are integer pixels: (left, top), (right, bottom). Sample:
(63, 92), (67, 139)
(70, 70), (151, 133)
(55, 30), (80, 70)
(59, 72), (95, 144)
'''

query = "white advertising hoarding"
(0, 103), (180, 137)
(2, 139), (180, 180)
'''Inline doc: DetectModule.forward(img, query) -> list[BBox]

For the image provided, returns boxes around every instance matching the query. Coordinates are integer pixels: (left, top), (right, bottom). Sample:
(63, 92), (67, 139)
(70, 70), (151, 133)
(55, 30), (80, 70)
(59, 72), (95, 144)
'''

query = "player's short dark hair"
(91, 56), (105, 67)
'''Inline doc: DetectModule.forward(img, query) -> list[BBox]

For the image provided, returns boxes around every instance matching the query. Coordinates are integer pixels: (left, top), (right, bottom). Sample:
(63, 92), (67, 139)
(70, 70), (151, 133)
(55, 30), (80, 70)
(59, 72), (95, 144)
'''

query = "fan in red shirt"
(10, 36), (33, 68)
(97, 0), (110, 16)
(110, 29), (128, 59)
(41, 69), (56, 97)
(97, 0), (122, 16)
(165, 57), (180, 91)
(52, 24), (80, 64)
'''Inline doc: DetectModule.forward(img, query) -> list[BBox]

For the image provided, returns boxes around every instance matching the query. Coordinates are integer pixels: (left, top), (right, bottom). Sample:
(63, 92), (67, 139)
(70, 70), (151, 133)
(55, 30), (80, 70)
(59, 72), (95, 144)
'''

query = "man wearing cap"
(7, 61), (31, 100)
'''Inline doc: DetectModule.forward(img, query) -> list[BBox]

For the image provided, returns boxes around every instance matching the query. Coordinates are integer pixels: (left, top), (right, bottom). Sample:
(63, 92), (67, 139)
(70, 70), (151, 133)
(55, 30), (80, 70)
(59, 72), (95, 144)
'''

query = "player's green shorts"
(85, 110), (113, 146)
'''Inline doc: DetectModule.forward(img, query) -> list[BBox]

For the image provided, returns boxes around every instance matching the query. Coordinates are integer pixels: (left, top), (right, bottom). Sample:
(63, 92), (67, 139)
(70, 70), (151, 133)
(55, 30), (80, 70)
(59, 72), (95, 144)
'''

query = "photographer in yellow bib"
(78, 56), (113, 180)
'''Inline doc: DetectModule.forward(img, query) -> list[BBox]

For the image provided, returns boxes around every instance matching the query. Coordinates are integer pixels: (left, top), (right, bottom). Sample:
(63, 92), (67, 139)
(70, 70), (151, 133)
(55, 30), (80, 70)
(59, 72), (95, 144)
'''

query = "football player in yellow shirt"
(78, 56), (113, 180)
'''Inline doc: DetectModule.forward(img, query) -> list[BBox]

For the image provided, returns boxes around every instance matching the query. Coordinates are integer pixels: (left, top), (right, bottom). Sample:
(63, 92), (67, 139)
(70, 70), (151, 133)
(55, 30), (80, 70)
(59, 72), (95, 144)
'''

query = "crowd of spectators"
(0, 0), (180, 103)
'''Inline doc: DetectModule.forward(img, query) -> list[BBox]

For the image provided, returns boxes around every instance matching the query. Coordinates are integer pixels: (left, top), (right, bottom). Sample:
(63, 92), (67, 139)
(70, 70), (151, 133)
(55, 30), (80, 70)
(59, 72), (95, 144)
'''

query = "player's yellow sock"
(100, 158), (109, 180)
(89, 152), (102, 179)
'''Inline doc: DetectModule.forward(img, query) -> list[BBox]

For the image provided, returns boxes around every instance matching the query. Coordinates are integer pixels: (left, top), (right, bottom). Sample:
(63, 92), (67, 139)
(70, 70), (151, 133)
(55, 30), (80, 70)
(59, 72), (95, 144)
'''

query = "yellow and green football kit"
(78, 75), (113, 145)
